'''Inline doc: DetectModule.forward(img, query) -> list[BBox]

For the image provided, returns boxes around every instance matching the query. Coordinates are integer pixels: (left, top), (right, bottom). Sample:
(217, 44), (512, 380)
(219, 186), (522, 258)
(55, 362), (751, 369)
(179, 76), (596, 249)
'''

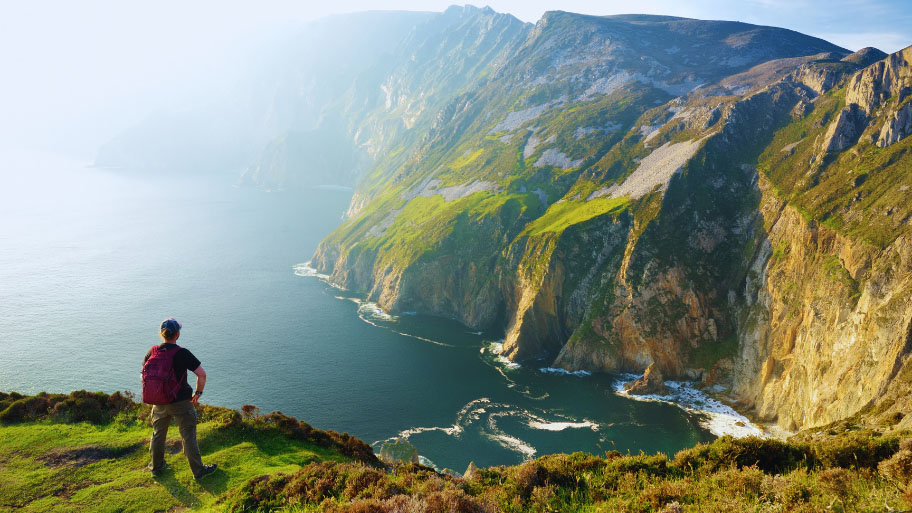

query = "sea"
(0, 151), (761, 472)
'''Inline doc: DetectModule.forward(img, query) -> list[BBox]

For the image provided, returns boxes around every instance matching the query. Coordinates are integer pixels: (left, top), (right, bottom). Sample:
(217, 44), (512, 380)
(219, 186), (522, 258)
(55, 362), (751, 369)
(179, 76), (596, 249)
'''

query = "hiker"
(142, 318), (217, 480)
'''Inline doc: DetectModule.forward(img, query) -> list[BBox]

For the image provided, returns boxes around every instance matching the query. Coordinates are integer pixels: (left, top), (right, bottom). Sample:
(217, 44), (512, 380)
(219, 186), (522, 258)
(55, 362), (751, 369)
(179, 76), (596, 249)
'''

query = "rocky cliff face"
(312, 13), (912, 433)
(728, 48), (912, 430)
(104, 7), (912, 434)
(733, 177), (912, 431)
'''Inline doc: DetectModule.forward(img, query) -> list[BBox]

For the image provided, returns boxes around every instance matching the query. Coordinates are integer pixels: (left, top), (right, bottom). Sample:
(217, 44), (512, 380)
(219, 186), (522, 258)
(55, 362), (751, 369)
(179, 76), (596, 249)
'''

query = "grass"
(758, 89), (912, 248)
(2, 391), (911, 512)
(521, 196), (630, 237)
(0, 391), (372, 513)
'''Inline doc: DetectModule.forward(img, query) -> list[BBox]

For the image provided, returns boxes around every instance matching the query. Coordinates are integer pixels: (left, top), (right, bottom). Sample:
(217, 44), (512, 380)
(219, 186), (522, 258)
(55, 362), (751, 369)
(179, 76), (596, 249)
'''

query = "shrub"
(0, 395), (52, 423)
(673, 436), (810, 474)
(240, 404), (260, 420)
(879, 440), (912, 486)
(608, 453), (672, 477)
(813, 431), (899, 469)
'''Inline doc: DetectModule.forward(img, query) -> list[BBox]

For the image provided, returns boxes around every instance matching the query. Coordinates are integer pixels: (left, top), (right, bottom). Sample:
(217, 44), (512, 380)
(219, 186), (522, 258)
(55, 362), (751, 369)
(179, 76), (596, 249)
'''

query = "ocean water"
(1, 152), (746, 472)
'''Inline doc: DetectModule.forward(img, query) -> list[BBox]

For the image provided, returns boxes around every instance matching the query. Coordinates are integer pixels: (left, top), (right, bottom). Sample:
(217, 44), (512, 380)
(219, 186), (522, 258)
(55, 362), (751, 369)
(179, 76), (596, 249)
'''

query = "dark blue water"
(0, 152), (713, 471)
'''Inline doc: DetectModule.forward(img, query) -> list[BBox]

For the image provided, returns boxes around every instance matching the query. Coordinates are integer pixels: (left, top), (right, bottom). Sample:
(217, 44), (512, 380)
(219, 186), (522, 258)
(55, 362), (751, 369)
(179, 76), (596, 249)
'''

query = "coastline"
(296, 260), (777, 443)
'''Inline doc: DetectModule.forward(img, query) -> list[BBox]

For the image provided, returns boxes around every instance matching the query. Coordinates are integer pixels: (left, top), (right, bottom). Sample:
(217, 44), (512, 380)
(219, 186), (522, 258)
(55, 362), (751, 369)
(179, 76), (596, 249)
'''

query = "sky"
(0, 1), (909, 159)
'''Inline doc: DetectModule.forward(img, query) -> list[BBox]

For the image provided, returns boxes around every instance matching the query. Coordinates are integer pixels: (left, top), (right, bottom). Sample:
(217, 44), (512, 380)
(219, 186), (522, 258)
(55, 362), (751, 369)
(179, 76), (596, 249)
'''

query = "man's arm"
(190, 366), (207, 405)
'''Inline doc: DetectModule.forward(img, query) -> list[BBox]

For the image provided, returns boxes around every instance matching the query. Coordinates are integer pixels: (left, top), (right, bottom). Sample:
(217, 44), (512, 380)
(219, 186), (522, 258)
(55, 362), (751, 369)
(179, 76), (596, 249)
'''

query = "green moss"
(688, 336), (740, 370)
(821, 255), (858, 294)
(771, 242), (789, 261)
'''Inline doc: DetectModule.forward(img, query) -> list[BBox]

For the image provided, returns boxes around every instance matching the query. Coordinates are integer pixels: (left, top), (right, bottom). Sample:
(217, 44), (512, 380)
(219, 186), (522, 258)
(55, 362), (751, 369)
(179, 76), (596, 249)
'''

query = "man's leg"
(149, 405), (171, 473)
(173, 400), (205, 477)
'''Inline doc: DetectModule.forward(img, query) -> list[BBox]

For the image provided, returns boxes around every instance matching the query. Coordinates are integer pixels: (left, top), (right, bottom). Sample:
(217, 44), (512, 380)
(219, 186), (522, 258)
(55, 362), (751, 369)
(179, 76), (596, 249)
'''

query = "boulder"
(378, 439), (419, 464)
(624, 363), (670, 396)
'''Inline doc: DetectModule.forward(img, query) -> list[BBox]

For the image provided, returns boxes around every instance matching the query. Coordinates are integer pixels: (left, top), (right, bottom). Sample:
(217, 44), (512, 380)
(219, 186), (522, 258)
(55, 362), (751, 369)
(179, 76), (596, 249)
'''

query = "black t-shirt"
(143, 343), (201, 403)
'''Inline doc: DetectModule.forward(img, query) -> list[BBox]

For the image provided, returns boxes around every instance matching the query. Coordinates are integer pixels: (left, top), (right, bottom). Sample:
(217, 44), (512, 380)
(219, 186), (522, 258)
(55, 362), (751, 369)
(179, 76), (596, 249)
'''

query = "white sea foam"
(388, 397), (604, 465)
(292, 261), (330, 280)
(293, 261), (346, 290)
(539, 367), (591, 377)
(358, 301), (394, 321)
(488, 341), (521, 368)
(395, 424), (463, 438)
(418, 456), (438, 469)
(488, 432), (537, 458)
(527, 420), (599, 432)
(614, 374), (764, 438)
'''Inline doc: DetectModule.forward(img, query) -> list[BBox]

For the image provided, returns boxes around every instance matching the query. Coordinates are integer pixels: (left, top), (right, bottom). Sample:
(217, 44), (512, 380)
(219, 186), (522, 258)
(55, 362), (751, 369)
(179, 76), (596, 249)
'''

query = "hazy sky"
(1, 1), (909, 158)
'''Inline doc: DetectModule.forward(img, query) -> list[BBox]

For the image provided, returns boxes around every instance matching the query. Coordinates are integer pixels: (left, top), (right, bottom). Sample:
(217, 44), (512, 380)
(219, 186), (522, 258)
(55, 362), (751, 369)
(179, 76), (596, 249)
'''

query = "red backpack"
(141, 344), (184, 405)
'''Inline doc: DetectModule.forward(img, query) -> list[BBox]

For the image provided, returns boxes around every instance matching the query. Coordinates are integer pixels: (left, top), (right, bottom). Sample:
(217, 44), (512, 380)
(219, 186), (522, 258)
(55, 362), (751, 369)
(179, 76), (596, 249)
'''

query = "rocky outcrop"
(877, 100), (912, 147)
(845, 46), (912, 114)
(623, 363), (670, 395)
(794, 63), (840, 95)
(732, 175), (912, 431)
(819, 105), (867, 153)
(379, 439), (419, 464)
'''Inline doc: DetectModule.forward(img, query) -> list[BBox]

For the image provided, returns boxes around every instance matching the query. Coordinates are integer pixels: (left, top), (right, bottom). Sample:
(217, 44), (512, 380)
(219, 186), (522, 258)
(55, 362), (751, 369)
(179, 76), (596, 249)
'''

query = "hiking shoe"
(148, 462), (167, 477)
(194, 464), (218, 480)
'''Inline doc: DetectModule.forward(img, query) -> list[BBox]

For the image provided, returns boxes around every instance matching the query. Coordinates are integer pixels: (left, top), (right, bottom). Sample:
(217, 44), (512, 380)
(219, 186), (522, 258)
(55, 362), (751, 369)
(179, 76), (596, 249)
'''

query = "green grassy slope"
(2, 391), (911, 512)
(0, 391), (375, 513)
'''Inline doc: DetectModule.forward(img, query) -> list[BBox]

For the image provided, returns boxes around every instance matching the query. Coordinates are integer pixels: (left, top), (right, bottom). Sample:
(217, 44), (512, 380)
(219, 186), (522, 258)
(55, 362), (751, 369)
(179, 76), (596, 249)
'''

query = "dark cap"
(160, 318), (182, 333)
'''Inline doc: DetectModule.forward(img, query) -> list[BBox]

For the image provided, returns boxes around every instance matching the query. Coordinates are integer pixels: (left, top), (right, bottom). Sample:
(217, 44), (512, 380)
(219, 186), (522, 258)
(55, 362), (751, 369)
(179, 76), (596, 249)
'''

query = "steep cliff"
(100, 7), (912, 433)
(729, 46), (912, 431)
(313, 13), (912, 433)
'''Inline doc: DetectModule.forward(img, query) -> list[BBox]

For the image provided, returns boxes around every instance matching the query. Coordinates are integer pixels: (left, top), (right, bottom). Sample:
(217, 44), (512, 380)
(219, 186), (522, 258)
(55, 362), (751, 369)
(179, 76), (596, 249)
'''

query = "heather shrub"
(879, 439), (912, 486)
(642, 479), (689, 509)
(673, 436), (810, 474)
(0, 390), (136, 425)
(254, 411), (380, 466)
(608, 452), (672, 477)
(813, 431), (899, 469)
(710, 464), (763, 497)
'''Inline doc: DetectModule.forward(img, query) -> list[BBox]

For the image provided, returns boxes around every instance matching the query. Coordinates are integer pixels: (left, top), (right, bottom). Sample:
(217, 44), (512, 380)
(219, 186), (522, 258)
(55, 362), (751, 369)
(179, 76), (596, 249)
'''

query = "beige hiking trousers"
(149, 399), (205, 477)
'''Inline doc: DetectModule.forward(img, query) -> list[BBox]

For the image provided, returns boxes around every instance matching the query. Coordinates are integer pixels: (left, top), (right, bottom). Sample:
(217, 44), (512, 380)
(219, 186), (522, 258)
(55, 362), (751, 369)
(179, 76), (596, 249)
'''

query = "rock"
(378, 439), (419, 464)
(876, 101), (912, 147)
(819, 105), (866, 153)
(464, 461), (479, 480)
(845, 46), (912, 114)
(624, 363), (670, 395)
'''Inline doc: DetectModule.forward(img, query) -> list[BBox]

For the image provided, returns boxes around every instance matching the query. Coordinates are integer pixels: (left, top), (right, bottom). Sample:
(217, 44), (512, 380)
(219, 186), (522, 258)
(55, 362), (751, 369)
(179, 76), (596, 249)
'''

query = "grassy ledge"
(1, 390), (911, 512)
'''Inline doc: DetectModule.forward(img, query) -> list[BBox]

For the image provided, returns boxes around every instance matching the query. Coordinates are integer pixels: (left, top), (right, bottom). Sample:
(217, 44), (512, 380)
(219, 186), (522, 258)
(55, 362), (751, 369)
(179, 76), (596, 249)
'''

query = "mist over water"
(0, 153), (720, 471)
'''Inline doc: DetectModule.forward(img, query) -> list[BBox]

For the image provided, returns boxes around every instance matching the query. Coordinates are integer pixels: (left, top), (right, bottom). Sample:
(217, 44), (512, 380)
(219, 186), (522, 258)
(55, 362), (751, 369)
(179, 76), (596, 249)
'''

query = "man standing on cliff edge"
(143, 318), (217, 480)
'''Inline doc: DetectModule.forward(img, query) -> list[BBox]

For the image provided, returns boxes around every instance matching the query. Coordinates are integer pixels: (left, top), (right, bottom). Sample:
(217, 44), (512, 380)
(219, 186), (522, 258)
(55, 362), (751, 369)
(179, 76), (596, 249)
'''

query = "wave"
(292, 262), (346, 290)
(539, 367), (591, 377)
(292, 261), (329, 279)
(378, 397), (605, 466)
(613, 374), (764, 438)
(487, 341), (520, 369)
